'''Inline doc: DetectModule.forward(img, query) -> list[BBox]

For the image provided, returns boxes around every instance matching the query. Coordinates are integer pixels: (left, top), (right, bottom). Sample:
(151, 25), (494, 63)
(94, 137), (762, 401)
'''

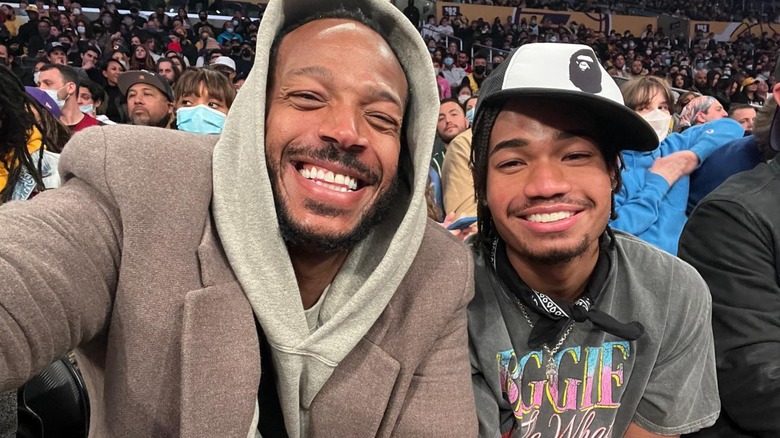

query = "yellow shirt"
(0, 126), (43, 193)
(3, 16), (27, 37)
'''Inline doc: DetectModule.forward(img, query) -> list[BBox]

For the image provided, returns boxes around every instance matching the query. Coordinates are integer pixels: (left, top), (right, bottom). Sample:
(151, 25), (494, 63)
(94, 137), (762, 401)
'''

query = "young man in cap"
(0, 0), (476, 436)
(45, 41), (68, 65)
(678, 77), (780, 438)
(211, 55), (237, 82)
(117, 69), (174, 128)
(468, 43), (719, 437)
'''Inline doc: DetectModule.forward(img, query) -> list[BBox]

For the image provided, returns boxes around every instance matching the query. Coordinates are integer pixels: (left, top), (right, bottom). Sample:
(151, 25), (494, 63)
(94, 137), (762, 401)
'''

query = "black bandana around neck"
(490, 231), (645, 349)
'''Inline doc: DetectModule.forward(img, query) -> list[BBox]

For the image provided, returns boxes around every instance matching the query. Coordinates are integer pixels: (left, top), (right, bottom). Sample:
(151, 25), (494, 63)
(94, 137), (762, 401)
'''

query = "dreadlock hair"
(0, 65), (70, 203)
(469, 100), (624, 254)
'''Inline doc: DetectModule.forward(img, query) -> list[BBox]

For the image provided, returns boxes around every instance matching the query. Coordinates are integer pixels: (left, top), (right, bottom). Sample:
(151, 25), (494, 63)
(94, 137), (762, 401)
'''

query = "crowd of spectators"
(0, 0), (256, 129)
(412, 7), (780, 117)
(459, 0), (778, 23)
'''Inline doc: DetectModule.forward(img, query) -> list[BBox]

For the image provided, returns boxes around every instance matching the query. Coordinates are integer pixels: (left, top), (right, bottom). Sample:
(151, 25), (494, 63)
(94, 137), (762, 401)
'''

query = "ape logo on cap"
(569, 48), (602, 94)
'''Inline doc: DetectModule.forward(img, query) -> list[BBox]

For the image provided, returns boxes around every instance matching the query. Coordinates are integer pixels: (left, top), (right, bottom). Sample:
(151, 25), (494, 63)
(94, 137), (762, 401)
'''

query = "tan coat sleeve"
(392, 239), (477, 436)
(0, 128), (122, 389)
(441, 129), (478, 217)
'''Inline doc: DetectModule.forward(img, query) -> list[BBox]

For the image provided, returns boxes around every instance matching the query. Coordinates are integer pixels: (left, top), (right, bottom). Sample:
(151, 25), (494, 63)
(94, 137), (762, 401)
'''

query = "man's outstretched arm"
(0, 132), (122, 390)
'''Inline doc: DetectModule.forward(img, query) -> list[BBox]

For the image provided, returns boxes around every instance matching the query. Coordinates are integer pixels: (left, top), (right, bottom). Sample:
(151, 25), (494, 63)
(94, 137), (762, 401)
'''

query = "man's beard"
(510, 234), (592, 265)
(268, 142), (403, 254)
(131, 110), (170, 128)
(504, 195), (598, 265)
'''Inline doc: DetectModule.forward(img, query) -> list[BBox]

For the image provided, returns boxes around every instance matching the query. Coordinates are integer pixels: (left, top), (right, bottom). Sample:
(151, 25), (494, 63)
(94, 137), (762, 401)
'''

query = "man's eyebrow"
(364, 84), (403, 109)
(554, 129), (596, 142)
(288, 66), (334, 80)
(489, 138), (527, 157)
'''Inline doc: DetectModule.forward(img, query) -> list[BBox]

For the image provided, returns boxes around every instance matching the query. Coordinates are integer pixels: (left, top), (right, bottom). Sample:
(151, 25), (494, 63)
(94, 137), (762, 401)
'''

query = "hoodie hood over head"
(211, 0), (439, 435)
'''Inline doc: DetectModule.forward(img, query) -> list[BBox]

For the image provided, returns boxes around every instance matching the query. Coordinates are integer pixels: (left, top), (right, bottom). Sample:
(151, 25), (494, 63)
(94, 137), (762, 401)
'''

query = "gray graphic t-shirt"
(468, 232), (720, 438)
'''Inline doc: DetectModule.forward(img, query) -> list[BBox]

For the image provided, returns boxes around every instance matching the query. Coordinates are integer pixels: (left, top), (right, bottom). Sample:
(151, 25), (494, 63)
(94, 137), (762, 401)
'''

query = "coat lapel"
(179, 214), (261, 437)
(309, 303), (402, 437)
(308, 337), (401, 438)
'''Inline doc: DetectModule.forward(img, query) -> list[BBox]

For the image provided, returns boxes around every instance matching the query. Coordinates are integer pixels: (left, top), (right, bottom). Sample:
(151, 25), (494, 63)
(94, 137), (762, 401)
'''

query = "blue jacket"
(687, 135), (763, 214)
(610, 118), (744, 254)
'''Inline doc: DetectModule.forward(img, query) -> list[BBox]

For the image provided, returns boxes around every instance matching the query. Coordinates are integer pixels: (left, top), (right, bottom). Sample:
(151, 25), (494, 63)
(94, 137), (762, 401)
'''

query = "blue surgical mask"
(443, 57), (454, 66)
(466, 108), (475, 124)
(176, 105), (226, 134)
(79, 103), (94, 114)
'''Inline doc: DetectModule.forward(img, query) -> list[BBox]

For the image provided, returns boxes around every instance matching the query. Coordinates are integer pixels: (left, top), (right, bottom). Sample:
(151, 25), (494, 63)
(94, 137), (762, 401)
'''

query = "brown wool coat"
(0, 126), (477, 437)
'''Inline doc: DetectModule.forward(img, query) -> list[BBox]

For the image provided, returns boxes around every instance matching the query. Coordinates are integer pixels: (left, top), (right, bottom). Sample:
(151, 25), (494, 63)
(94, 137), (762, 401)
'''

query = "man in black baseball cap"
(118, 69), (174, 127)
(46, 41), (68, 65)
(468, 43), (719, 437)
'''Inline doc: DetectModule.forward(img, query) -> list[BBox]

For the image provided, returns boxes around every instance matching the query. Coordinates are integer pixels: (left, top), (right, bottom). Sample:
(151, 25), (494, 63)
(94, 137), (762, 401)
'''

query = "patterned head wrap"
(679, 95), (718, 127)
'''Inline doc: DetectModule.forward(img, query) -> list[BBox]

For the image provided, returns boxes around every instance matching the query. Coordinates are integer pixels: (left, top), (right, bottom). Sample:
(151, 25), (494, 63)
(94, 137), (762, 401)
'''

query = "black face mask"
(231, 45), (240, 54)
(241, 48), (251, 57)
(474, 65), (486, 75)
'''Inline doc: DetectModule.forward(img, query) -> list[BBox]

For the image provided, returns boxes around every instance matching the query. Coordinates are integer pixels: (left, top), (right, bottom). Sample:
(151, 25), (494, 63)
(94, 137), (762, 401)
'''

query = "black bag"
(16, 358), (89, 438)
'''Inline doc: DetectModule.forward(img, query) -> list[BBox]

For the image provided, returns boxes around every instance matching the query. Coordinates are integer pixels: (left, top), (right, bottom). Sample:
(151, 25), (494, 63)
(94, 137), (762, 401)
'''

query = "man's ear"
(695, 112), (705, 125)
(773, 81), (780, 104)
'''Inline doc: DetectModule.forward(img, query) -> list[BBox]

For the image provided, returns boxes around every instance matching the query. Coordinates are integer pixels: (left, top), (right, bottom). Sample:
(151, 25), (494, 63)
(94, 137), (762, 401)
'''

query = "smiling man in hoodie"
(0, 0), (477, 437)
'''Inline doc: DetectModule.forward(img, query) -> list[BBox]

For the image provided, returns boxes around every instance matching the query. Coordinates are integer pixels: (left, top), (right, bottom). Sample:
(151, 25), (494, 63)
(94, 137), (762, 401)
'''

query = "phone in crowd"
(446, 216), (478, 231)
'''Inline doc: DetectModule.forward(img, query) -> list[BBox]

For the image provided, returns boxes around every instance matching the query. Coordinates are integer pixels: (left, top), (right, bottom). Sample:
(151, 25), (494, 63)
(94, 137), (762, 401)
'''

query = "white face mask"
(641, 108), (672, 142)
(458, 94), (470, 104)
(43, 87), (68, 110)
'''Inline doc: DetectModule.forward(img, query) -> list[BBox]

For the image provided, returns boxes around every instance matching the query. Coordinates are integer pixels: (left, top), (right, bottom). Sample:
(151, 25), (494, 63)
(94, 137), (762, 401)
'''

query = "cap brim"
(117, 72), (172, 101)
(478, 88), (659, 153)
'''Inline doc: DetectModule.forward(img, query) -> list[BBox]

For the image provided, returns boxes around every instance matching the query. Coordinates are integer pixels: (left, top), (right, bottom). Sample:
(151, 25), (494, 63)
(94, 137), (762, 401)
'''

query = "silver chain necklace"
(517, 301), (574, 380)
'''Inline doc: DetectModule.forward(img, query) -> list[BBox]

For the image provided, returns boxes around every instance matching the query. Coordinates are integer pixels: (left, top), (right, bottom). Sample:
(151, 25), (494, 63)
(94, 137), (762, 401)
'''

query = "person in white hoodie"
(0, 0), (477, 437)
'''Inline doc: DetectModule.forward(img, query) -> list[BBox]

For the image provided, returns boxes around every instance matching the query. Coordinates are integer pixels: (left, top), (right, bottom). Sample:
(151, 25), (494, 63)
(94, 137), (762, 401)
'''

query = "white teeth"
(526, 212), (574, 223)
(298, 165), (360, 192)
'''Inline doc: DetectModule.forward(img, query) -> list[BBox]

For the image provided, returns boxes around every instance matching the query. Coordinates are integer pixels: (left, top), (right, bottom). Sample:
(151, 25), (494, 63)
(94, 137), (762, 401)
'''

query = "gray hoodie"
(210, 0), (439, 435)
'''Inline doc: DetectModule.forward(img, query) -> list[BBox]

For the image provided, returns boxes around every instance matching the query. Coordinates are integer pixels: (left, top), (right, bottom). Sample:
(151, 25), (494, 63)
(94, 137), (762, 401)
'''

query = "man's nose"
(317, 108), (369, 151)
(523, 161), (571, 199)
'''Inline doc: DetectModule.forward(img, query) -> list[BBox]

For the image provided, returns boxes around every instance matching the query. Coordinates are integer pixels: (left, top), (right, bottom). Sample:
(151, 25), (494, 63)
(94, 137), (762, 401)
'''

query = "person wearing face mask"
(217, 22), (243, 46)
(78, 79), (115, 125)
(454, 84), (471, 106)
(461, 52), (488, 94)
(173, 68), (236, 134)
(432, 60), (451, 99)
(38, 64), (101, 133)
(440, 54), (466, 96)
(234, 43), (255, 77)
(610, 76), (744, 255)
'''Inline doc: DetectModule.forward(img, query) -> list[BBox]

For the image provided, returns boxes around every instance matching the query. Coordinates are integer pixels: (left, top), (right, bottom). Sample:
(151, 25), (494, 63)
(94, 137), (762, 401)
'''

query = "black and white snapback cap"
(475, 43), (659, 153)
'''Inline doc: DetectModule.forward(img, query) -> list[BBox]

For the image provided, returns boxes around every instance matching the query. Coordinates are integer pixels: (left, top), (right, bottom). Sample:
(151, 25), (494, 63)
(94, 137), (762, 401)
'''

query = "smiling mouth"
(524, 211), (575, 223)
(294, 162), (365, 193)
